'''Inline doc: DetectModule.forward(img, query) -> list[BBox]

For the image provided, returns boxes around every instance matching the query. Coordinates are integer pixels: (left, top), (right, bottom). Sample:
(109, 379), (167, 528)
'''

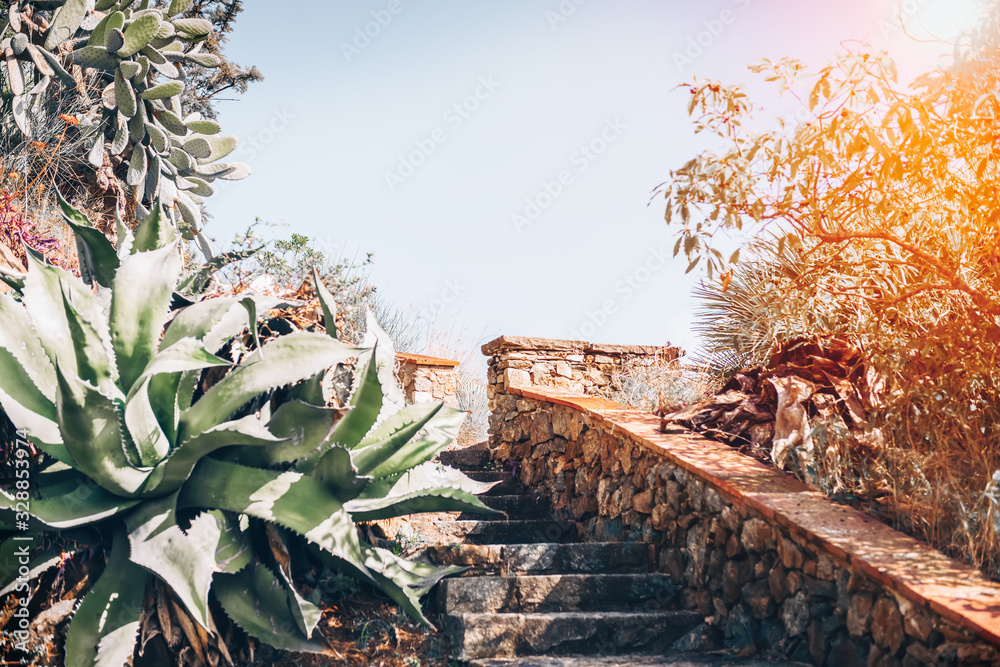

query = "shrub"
(661, 8), (1000, 576)
(0, 198), (496, 665)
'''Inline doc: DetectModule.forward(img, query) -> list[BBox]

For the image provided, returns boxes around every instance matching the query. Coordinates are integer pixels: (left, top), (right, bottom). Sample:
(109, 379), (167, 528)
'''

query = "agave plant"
(0, 197), (496, 665)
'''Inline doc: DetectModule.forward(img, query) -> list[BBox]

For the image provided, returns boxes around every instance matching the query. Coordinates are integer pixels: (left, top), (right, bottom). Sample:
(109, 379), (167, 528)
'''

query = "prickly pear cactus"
(1, 0), (251, 246)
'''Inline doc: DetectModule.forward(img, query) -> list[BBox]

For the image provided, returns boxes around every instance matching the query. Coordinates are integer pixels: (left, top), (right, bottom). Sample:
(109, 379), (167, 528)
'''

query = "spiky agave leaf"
(213, 563), (327, 654)
(178, 458), (370, 580)
(178, 332), (359, 438)
(361, 545), (465, 626)
(54, 367), (150, 498)
(344, 461), (499, 522)
(110, 237), (182, 394)
(234, 399), (341, 468)
(124, 492), (217, 630)
(0, 468), (140, 529)
(63, 527), (150, 667)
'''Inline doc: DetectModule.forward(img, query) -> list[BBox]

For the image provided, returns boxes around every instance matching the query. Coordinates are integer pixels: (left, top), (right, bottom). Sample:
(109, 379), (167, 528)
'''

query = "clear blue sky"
(206, 0), (970, 358)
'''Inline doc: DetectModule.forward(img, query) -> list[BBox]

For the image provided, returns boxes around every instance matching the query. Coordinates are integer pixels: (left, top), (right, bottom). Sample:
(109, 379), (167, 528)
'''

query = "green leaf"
(0, 543), (67, 597)
(214, 563), (327, 654)
(145, 415), (284, 494)
(58, 283), (117, 395)
(199, 134), (238, 164)
(180, 333), (359, 437)
(138, 80), (184, 100)
(356, 461), (497, 500)
(124, 492), (216, 629)
(126, 143), (148, 186)
(363, 310), (405, 407)
(117, 13), (161, 58)
(88, 11), (126, 48)
(313, 267), (338, 339)
(239, 296), (261, 352)
(22, 246), (117, 387)
(172, 17), (213, 41)
(267, 525), (323, 639)
(361, 545), (465, 625)
(64, 528), (148, 667)
(187, 509), (250, 574)
(123, 374), (173, 467)
(45, 0), (90, 50)
(0, 387), (66, 463)
(0, 469), (139, 528)
(0, 291), (57, 414)
(285, 372), (326, 407)
(185, 119), (221, 135)
(56, 189), (120, 289)
(365, 405), (466, 479)
(240, 399), (339, 468)
(179, 458), (368, 572)
(185, 52), (221, 68)
(38, 46), (76, 85)
(132, 199), (176, 253)
(312, 444), (371, 502)
(350, 402), (446, 474)
(167, 0), (195, 16)
(115, 69), (137, 117)
(70, 45), (120, 71)
(345, 485), (497, 523)
(55, 367), (150, 497)
(110, 240), (181, 393)
(160, 294), (297, 352)
(0, 265), (25, 293)
(325, 351), (382, 450)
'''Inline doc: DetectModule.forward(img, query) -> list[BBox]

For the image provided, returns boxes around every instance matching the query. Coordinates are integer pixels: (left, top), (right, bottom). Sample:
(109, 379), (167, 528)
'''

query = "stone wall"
(483, 335), (682, 447)
(483, 337), (1000, 666)
(395, 352), (459, 406)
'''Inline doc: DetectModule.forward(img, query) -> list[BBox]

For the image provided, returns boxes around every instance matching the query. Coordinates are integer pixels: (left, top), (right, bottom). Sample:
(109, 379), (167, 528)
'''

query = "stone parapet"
(481, 335), (1000, 664)
(395, 352), (459, 406)
(488, 385), (1000, 664)
(482, 335), (682, 447)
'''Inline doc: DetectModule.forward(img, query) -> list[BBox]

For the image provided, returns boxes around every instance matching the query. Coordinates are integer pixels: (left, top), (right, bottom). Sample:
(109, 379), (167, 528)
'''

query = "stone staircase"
(409, 446), (806, 667)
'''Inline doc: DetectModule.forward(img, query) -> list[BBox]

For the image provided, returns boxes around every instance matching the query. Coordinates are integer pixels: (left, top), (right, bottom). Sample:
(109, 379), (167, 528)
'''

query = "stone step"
(429, 520), (578, 545)
(421, 542), (653, 576)
(462, 494), (551, 520)
(467, 656), (811, 666)
(440, 573), (678, 613)
(445, 610), (702, 660)
(438, 446), (492, 469)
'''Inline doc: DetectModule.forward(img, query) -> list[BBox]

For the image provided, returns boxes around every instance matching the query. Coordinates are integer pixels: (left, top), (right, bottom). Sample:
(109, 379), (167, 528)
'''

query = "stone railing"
(482, 336), (1000, 666)
(483, 335), (682, 447)
(394, 352), (460, 407)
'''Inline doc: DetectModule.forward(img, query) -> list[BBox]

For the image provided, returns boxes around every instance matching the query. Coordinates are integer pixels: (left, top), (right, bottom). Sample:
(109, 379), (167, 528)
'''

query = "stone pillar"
(394, 352), (460, 406)
(481, 335), (682, 449)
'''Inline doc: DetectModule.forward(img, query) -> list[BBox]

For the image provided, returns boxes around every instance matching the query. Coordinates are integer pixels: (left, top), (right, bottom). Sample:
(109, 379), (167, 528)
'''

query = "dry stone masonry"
(482, 335), (1000, 666)
(395, 352), (459, 406)
(483, 333), (682, 409)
